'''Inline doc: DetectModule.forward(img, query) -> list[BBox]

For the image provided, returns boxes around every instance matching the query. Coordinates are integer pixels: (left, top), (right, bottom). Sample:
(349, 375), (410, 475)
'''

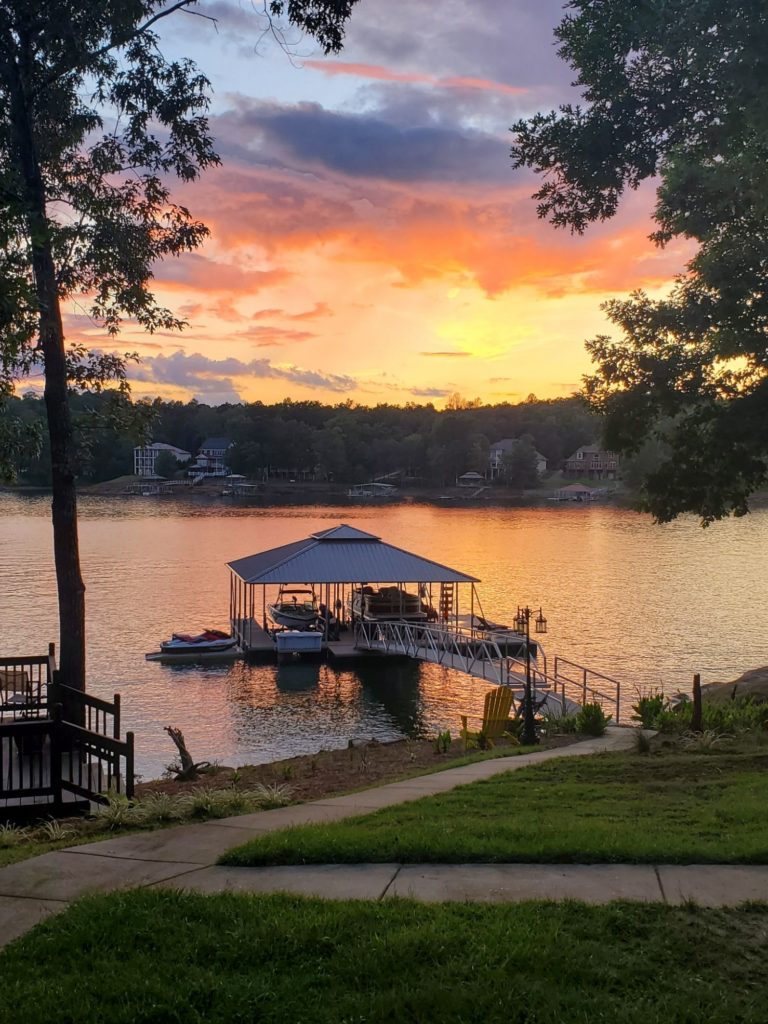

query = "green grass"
(2, 890), (768, 1023)
(0, 743), (543, 869)
(222, 749), (768, 866)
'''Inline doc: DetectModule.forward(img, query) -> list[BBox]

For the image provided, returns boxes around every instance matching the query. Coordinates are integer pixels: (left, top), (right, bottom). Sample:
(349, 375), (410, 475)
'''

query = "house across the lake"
(133, 442), (192, 478)
(563, 445), (619, 480)
(489, 438), (548, 479)
(188, 437), (233, 477)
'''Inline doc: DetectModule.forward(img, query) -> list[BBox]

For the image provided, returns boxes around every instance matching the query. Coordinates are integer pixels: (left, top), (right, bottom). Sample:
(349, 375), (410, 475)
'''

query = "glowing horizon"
(58, 0), (686, 410)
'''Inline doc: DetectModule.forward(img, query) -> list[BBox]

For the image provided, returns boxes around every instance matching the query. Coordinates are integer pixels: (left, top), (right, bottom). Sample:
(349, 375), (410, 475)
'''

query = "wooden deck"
(232, 618), (277, 655)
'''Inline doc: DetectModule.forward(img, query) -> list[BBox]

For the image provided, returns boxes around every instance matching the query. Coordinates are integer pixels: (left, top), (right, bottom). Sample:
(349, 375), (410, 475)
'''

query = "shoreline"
(1, 478), (632, 509)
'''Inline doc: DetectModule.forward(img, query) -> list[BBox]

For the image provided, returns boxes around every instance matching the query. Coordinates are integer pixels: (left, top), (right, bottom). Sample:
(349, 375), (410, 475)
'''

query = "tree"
(511, 0), (768, 522)
(0, 0), (361, 688)
(154, 449), (182, 479)
(500, 439), (539, 490)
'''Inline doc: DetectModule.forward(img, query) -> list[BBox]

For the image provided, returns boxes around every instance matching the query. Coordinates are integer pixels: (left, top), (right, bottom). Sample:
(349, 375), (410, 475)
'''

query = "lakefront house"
(133, 442), (192, 478)
(564, 445), (619, 480)
(187, 437), (233, 477)
(489, 438), (548, 479)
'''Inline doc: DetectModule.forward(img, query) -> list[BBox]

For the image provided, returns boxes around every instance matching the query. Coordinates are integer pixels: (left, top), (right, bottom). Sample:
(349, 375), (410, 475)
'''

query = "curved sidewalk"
(3, 727), (763, 948)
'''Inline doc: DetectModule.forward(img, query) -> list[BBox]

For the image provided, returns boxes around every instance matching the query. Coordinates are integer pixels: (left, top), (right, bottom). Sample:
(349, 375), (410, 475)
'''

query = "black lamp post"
(514, 605), (548, 746)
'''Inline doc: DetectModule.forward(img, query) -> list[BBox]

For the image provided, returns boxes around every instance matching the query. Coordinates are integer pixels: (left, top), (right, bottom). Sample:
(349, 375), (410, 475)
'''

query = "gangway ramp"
(354, 621), (623, 720)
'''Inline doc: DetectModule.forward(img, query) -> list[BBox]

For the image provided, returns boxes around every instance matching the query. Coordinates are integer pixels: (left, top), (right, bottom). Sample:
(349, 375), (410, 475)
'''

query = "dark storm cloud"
(219, 99), (509, 183)
(344, 0), (575, 100)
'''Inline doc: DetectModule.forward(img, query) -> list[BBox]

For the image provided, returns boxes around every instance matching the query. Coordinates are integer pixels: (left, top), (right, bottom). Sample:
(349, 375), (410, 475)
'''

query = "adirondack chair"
(460, 685), (515, 751)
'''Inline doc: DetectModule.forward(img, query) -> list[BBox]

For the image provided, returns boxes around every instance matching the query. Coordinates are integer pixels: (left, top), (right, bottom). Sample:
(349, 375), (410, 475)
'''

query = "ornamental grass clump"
(0, 822), (29, 848)
(251, 783), (292, 809)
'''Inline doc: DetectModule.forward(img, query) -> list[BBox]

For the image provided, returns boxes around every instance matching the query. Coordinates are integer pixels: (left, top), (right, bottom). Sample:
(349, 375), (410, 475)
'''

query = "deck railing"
(0, 646), (135, 821)
(0, 706), (135, 820)
(0, 645), (56, 721)
(50, 681), (121, 738)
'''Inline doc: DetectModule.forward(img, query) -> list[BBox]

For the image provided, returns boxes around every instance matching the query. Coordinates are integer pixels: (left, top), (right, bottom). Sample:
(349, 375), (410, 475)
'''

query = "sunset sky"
(75, 0), (689, 407)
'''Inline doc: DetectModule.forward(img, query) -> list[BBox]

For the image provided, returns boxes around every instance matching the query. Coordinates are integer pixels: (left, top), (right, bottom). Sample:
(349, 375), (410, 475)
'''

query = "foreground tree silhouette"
(512, 1), (768, 522)
(0, 0), (360, 688)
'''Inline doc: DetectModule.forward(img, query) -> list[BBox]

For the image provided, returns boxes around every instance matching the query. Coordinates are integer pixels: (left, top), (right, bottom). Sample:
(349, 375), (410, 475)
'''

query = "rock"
(701, 667), (768, 704)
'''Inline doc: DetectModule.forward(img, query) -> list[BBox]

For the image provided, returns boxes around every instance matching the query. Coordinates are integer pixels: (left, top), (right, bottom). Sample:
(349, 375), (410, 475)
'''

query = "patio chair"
(460, 685), (515, 750)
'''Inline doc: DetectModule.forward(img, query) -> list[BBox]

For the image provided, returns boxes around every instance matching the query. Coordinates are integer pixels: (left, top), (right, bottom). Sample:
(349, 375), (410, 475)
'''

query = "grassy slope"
(0, 743), (541, 869)
(2, 891), (767, 1023)
(222, 749), (768, 866)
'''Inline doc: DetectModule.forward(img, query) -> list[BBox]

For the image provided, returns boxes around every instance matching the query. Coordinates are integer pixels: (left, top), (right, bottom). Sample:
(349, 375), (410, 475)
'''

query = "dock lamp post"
(513, 606), (548, 746)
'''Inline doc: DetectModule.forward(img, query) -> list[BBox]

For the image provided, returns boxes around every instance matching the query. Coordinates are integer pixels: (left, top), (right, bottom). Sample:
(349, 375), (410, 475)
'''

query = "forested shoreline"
(1, 392), (610, 487)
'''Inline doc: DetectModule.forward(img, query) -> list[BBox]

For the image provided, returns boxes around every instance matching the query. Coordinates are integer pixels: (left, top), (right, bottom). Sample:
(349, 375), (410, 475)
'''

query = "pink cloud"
(303, 60), (527, 96)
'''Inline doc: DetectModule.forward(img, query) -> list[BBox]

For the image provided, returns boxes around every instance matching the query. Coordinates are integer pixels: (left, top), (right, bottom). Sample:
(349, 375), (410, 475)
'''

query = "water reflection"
(1, 492), (768, 777)
(275, 661), (321, 692)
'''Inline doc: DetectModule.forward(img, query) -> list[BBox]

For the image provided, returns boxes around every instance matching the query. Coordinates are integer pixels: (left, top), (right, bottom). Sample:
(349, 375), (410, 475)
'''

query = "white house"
(188, 437), (233, 477)
(489, 438), (547, 479)
(133, 443), (192, 478)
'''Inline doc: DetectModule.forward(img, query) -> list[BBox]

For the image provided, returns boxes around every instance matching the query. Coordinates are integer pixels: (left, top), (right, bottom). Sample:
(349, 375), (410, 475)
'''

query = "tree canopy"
(0, 0), (361, 686)
(512, 0), (768, 522)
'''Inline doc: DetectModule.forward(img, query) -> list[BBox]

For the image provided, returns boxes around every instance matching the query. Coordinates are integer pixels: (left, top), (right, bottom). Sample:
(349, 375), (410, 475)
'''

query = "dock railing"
(354, 621), (624, 722)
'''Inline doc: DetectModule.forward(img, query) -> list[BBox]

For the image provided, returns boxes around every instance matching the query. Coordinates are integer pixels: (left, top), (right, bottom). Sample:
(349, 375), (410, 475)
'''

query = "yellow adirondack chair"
(460, 685), (515, 750)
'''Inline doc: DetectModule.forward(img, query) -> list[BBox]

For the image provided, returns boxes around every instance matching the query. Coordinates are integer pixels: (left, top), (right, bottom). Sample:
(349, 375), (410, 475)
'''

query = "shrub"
(433, 730), (452, 755)
(653, 696), (768, 737)
(575, 703), (609, 737)
(632, 693), (666, 729)
(538, 709), (577, 738)
(632, 729), (652, 754)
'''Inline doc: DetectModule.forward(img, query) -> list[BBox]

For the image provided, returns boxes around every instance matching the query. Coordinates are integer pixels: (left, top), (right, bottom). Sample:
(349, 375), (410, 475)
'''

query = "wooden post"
(125, 731), (135, 798)
(113, 693), (121, 739)
(50, 703), (62, 808)
(691, 673), (703, 732)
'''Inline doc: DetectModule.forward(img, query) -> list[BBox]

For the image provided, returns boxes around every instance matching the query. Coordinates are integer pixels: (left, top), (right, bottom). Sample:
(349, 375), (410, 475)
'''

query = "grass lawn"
(0, 742), (545, 869)
(222, 748), (768, 866)
(2, 890), (768, 1023)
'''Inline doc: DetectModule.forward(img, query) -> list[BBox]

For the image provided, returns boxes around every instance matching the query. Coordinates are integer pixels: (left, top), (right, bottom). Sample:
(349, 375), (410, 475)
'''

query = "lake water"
(1, 494), (766, 778)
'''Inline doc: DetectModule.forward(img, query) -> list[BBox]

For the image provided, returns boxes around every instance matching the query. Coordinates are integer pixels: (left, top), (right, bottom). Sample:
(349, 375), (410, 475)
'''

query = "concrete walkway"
(1, 727), (763, 949)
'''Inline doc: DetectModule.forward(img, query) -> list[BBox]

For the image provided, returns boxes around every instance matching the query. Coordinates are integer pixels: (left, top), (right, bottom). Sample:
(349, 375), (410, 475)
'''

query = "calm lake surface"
(1, 494), (767, 778)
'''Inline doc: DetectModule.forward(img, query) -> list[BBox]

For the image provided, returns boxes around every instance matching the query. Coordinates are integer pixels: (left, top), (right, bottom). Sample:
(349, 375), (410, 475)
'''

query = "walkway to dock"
(3, 727), (766, 949)
(353, 621), (623, 719)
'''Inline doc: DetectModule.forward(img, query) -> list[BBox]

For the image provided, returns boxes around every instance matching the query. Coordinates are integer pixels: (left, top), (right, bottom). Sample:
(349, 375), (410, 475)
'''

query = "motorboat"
(350, 585), (428, 622)
(267, 587), (319, 630)
(275, 630), (324, 656)
(159, 628), (237, 655)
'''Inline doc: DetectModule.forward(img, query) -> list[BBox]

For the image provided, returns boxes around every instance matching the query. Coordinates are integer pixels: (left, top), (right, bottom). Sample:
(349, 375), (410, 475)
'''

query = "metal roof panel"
(227, 527), (478, 584)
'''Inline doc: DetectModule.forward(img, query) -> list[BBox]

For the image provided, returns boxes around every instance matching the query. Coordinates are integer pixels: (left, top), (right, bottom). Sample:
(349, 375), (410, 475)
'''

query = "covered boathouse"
(227, 524), (481, 653)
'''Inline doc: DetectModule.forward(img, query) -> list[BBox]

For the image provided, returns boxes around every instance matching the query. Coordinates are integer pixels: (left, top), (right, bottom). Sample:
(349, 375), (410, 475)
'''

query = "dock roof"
(228, 524), (479, 584)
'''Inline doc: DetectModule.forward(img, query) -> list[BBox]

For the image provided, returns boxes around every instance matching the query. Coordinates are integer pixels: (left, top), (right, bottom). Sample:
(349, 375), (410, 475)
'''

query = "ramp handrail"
(553, 656), (621, 721)
(354, 621), (624, 722)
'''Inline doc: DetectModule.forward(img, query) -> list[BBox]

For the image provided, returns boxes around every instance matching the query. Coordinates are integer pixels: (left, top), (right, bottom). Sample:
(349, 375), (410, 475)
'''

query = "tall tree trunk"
(9, 53), (86, 691)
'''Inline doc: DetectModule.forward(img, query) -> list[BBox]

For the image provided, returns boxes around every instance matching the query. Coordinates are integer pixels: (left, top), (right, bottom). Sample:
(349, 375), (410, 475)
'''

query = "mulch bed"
(136, 734), (583, 805)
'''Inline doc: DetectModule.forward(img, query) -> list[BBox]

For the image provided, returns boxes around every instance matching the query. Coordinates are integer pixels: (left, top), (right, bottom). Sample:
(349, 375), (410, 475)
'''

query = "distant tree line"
(1, 392), (605, 487)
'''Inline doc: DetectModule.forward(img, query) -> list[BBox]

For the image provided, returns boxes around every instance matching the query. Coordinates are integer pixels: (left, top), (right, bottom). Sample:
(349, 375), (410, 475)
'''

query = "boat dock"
(222, 523), (624, 719)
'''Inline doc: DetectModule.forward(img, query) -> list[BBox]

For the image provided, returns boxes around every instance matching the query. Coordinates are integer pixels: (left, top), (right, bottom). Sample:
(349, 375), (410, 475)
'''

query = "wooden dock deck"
(232, 618), (276, 655)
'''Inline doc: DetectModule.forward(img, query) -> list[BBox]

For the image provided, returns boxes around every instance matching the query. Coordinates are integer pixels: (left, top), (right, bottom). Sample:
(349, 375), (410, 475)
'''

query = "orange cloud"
(181, 163), (677, 302)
